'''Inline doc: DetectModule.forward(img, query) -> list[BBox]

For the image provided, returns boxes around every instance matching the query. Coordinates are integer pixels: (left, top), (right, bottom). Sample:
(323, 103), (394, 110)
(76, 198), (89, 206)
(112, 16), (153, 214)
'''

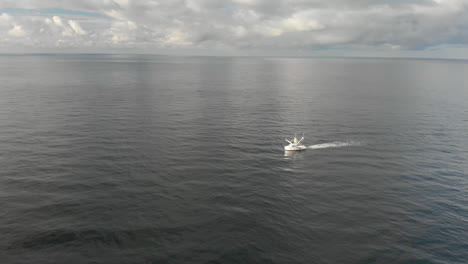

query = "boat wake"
(309, 141), (360, 149)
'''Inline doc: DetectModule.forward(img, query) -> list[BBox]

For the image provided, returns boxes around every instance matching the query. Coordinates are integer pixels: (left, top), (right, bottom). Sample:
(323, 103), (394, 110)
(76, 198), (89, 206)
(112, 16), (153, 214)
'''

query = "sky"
(1, 0), (468, 58)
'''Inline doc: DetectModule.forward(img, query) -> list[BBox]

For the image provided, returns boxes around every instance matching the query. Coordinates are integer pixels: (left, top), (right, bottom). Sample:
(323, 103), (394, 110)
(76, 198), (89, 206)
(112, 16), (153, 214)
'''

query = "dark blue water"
(1, 55), (467, 264)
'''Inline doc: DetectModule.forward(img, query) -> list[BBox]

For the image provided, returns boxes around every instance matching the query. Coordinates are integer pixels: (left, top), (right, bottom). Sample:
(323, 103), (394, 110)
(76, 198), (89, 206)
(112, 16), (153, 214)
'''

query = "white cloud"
(104, 9), (127, 20)
(8, 24), (26, 37)
(52, 16), (64, 27)
(0, 13), (12, 23)
(256, 25), (283, 37)
(252, 11), (323, 37)
(51, 16), (73, 36)
(165, 29), (192, 46)
(68, 20), (86, 35)
(282, 14), (323, 32)
(108, 20), (137, 43)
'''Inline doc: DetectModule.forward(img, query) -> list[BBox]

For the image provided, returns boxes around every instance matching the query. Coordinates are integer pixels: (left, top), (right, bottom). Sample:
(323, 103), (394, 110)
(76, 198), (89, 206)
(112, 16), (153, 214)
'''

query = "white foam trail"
(309, 141), (360, 149)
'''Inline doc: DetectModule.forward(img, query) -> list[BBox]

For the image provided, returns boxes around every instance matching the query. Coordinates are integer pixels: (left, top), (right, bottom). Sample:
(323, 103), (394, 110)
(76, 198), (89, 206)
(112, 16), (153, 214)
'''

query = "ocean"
(1, 55), (467, 263)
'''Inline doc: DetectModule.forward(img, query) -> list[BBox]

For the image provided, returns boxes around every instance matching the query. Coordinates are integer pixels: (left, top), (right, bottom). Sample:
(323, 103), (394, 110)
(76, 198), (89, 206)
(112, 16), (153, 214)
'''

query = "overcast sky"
(1, 0), (468, 57)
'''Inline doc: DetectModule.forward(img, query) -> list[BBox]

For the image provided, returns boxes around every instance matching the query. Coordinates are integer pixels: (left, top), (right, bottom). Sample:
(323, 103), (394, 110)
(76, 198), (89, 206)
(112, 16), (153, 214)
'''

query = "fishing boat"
(285, 134), (307, 151)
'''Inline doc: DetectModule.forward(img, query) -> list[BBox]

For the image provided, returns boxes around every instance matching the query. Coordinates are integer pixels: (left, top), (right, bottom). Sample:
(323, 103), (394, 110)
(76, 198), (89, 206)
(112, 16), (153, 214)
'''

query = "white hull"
(284, 145), (307, 151)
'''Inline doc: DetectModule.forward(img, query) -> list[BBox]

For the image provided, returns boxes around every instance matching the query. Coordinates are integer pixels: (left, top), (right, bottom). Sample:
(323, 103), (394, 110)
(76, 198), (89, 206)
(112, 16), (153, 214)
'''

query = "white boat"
(285, 134), (307, 151)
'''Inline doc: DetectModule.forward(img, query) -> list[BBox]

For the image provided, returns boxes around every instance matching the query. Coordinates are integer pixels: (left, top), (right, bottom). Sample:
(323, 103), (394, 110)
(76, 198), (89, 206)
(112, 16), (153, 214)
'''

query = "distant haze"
(1, 0), (468, 58)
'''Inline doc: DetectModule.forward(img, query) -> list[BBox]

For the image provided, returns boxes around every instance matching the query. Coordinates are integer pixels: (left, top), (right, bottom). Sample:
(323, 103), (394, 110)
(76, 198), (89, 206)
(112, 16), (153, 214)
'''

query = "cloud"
(108, 20), (137, 43)
(0, 12), (12, 22)
(165, 28), (192, 46)
(0, 0), (467, 56)
(52, 15), (64, 27)
(8, 23), (26, 37)
(68, 20), (86, 35)
(50, 16), (72, 36)
(282, 14), (323, 32)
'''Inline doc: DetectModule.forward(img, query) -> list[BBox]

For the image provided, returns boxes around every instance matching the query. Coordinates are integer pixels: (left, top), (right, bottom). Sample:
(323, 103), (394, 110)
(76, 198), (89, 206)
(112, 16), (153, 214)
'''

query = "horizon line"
(0, 53), (467, 62)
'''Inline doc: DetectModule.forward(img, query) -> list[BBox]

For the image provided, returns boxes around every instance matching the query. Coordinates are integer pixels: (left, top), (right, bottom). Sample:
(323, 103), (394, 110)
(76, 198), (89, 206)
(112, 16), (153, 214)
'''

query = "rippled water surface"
(1, 55), (467, 264)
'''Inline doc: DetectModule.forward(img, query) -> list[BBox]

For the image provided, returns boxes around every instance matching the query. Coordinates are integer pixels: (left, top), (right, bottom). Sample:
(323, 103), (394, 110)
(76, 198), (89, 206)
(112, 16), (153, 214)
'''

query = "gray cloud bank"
(1, 0), (468, 57)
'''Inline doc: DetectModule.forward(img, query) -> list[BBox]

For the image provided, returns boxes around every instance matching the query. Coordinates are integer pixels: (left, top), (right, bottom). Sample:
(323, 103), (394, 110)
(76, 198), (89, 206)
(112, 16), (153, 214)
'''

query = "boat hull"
(284, 145), (307, 151)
